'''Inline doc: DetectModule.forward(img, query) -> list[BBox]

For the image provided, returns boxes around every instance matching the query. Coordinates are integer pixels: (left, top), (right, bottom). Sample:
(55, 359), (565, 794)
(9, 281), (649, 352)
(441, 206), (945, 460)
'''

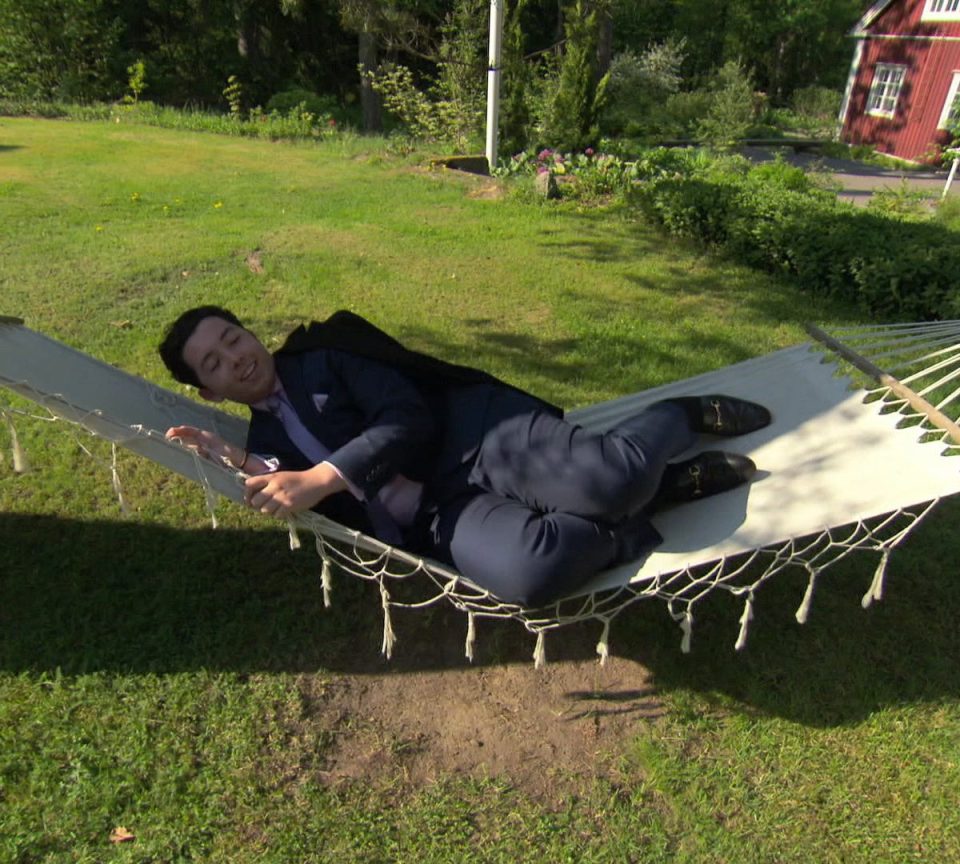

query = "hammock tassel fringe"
(862, 549), (890, 608)
(110, 443), (131, 515)
(193, 457), (220, 530)
(596, 618), (611, 665)
(321, 558), (333, 609)
(287, 519), (301, 550)
(380, 581), (396, 659)
(2, 409), (28, 473)
(680, 609), (693, 654)
(735, 593), (755, 651)
(465, 612), (476, 662)
(533, 630), (546, 668)
(796, 565), (819, 624)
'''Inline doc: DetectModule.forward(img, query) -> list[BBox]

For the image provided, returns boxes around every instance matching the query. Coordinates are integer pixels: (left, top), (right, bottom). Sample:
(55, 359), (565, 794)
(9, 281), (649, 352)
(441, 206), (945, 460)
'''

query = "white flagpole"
(485, 0), (505, 172)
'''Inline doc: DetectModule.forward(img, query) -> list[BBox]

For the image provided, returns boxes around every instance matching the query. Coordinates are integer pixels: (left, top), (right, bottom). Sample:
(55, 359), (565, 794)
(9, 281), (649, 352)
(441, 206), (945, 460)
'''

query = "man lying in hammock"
(159, 307), (771, 607)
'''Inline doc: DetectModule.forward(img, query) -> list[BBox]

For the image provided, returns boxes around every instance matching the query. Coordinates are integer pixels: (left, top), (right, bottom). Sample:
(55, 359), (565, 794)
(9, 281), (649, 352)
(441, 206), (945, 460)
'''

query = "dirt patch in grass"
(299, 613), (663, 804)
(415, 162), (506, 200)
(466, 182), (506, 200)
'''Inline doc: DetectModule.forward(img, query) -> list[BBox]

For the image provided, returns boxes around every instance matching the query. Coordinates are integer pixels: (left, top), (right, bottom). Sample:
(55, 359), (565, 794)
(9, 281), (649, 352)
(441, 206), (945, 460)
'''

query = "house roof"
(851, 0), (896, 36)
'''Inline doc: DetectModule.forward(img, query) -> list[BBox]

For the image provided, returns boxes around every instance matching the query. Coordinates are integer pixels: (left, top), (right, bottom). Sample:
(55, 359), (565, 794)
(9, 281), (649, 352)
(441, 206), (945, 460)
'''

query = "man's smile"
(182, 316), (277, 405)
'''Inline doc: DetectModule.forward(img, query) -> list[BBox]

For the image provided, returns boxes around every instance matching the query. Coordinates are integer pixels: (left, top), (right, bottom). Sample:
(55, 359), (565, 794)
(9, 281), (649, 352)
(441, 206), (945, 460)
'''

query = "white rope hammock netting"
(2, 316), (959, 666)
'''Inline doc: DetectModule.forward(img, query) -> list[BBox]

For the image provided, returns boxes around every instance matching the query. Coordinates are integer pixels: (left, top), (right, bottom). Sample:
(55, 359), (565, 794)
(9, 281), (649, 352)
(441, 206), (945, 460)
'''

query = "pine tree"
(541, 0), (608, 152)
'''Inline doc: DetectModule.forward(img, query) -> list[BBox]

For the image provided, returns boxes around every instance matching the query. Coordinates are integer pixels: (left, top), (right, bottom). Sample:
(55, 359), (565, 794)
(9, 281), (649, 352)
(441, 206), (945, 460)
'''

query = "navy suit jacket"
(245, 312), (559, 534)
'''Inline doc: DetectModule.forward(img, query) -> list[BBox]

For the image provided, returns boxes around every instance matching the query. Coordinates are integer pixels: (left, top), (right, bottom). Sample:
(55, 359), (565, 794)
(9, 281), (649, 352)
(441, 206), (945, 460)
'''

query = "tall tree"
(607, 0), (861, 101)
(541, 0), (607, 150)
(671, 0), (731, 84)
(499, 0), (533, 157)
(0, 0), (123, 100)
(725, 0), (862, 100)
(338, 0), (448, 131)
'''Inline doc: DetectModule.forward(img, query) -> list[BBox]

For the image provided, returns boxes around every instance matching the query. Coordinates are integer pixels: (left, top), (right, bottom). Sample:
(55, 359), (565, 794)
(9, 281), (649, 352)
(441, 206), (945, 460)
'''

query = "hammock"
(2, 315), (959, 665)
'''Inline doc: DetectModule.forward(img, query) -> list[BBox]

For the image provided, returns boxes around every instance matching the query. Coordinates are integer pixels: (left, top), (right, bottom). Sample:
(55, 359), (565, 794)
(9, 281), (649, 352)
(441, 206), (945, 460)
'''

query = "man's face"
(182, 316), (276, 404)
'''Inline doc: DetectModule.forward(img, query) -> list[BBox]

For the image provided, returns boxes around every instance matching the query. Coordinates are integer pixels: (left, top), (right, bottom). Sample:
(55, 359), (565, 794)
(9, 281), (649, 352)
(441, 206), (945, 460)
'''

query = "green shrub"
(743, 122), (785, 139)
(934, 194), (960, 230)
(0, 0), (122, 101)
(745, 157), (821, 194)
(494, 147), (641, 201)
(631, 150), (960, 320)
(364, 63), (480, 150)
(266, 89), (338, 118)
(791, 86), (841, 128)
(435, 0), (487, 136)
(498, 0), (533, 158)
(695, 60), (758, 147)
(223, 75), (243, 116)
(791, 86), (841, 118)
(360, 0), (486, 150)
(0, 98), (343, 141)
(601, 40), (686, 137)
(866, 179), (931, 220)
(636, 174), (739, 244)
(0, 99), (115, 120)
(538, 0), (608, 151)
(0, 99), (70, 117)
(631, 145), (704, 179)
(657, 90), (713, 140)
(124, 59), (148, 105)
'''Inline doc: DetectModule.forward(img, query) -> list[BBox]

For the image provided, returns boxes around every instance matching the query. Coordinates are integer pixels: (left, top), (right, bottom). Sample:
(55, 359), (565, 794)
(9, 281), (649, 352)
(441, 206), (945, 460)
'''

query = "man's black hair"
(158, 305), (244, 387)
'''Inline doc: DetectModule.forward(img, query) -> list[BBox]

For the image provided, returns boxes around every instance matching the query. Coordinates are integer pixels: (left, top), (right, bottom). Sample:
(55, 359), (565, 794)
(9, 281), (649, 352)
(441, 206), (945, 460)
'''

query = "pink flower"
(537, 149), (553, 161)
(585, 148), (594, 157)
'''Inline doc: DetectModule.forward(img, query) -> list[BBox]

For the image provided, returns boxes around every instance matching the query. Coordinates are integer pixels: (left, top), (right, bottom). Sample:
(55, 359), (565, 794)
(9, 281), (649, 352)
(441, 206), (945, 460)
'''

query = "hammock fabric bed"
(2, 315), (959, 666)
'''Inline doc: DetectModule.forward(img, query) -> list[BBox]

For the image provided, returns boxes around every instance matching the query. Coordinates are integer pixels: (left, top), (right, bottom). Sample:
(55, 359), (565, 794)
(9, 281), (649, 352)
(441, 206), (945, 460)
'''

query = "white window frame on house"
(939, 71), (960, 130)
(922, 0), (960, 21)
(866, 64), (907, 118)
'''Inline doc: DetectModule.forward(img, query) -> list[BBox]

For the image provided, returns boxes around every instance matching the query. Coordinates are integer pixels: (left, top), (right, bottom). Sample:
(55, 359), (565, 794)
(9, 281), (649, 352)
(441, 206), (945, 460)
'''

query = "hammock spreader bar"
(805, 323), (960, 446)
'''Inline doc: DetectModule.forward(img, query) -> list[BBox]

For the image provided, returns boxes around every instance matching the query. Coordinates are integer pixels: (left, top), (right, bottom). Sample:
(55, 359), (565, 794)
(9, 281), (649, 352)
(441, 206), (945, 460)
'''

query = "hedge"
(630, 152), (960, 321)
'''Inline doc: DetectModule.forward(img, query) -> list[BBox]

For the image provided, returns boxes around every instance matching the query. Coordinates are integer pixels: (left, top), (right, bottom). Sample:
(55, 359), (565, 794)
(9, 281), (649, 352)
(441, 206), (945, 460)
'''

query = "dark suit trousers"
(427, 401), (696, 606)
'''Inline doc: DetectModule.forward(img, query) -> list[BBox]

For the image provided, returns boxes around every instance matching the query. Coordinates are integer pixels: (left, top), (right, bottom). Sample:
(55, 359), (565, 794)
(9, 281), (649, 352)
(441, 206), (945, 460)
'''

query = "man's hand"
(243, 462), (348, 517)
(165, 425), (245, 469)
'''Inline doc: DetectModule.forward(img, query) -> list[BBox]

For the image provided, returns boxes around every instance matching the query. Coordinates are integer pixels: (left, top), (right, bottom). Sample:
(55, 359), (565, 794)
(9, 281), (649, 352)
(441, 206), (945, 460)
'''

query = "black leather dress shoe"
(672, 394), (772, 436)
(657, 450), (757, 504)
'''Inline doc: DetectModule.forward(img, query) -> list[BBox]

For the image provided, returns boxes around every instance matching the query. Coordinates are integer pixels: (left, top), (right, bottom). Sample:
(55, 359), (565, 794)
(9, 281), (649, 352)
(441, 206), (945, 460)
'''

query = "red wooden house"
(839, 0), (960, 163)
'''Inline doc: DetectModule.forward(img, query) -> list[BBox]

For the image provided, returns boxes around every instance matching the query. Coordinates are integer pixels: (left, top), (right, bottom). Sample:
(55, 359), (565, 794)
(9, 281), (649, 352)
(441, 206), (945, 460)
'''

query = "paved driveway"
(739, 145), (955, 207)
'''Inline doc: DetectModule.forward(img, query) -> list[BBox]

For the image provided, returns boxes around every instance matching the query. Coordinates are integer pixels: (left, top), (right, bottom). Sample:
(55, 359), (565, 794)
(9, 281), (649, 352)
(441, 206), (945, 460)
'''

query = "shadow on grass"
(537, 209), (865, 329)
(534, 210), (670, 264)
(250, 209), (865, 405)
(0, 511), (586, 676)
(2, 499), (958, 728)
(378, 214), (866, 405)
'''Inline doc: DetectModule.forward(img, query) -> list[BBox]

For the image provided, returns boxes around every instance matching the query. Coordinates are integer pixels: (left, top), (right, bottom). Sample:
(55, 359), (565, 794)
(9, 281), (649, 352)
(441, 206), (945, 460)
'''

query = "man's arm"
(166, 425), (347, 516)
(319, 349), (436, 499)
(243, 462), (347, 515)
(169, 350), (437, 519)
(242, 349), (436, 518)
(165, 425), (271, 474)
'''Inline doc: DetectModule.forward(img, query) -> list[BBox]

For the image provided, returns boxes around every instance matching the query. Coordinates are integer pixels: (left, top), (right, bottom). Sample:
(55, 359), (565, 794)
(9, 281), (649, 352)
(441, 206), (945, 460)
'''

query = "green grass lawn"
(1, 117), (958, 863)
